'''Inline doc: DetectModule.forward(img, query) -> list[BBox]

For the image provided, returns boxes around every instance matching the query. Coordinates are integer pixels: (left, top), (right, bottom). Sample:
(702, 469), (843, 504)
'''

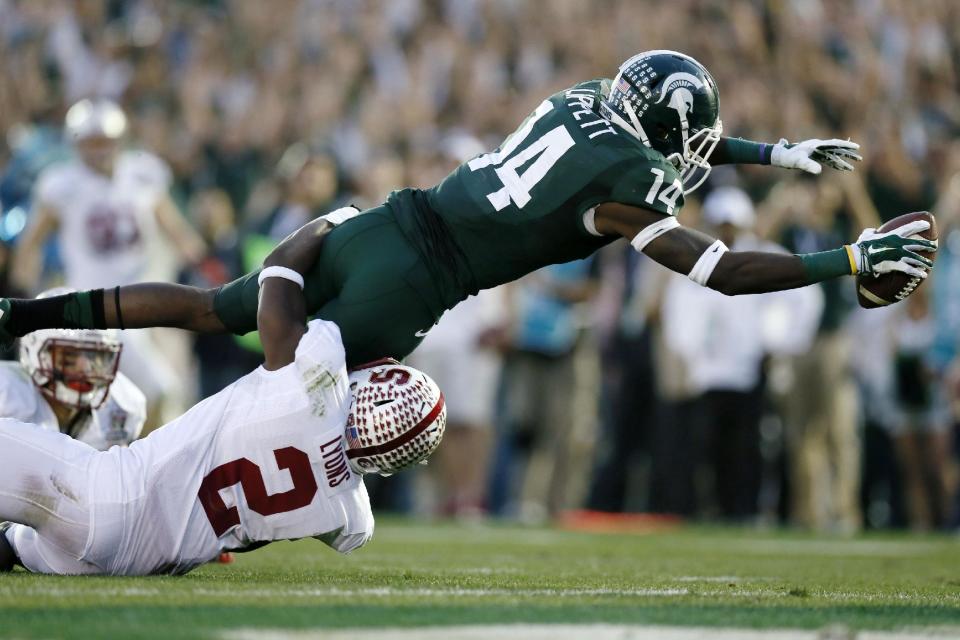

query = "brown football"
(856, 211), (938, 309)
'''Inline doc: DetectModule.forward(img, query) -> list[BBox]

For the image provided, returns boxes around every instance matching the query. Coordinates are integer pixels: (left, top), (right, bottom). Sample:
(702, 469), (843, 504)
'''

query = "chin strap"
(601, 101), (650, 147)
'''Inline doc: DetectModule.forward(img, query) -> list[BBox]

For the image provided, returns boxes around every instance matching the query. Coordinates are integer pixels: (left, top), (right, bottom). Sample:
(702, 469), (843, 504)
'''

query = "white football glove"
(848, 220), (937, 279)
(771, 138), (862, 174)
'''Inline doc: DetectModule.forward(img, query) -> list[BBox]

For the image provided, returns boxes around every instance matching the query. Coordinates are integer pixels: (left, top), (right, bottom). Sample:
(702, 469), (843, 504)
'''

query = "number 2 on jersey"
(198, 447), (317, 536)
(468, 100), (575, 212)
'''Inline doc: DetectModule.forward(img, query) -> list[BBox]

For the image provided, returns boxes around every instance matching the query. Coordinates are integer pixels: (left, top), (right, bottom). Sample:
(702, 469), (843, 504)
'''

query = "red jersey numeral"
(198, 446), (318, 536)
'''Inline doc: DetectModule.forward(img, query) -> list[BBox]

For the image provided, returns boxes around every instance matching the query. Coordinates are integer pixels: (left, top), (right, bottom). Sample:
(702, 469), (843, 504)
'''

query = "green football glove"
(847, 220), (937, 279)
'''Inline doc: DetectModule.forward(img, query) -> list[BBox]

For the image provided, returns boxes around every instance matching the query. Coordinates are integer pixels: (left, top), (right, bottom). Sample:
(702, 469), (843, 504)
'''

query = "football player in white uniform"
(0, 228), (446, 575)
(11, 98), (206, 423)
(0, 289), (146, 452)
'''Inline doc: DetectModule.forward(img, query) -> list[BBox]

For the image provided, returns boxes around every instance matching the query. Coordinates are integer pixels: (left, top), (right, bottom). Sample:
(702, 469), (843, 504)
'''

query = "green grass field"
(1, 519), (959, 639)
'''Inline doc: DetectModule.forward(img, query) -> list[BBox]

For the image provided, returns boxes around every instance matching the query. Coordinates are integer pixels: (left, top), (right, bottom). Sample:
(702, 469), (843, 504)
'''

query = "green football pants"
(213, 205), (441, 366)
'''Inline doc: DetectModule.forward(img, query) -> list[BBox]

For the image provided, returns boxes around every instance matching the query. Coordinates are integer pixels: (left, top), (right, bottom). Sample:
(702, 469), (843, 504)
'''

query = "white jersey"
(83, 320), (374, 575)
(0, 361), (145, 450)
(33, 150), (171, 289)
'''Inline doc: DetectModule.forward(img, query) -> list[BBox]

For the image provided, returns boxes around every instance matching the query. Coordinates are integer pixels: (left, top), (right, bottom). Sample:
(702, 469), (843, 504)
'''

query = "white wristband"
(258, 266), (305, 290)
(582, 208), (602, 237)
(630, 216), (681, 252)
(322, 206), (362, 226)
(688, 239), (729, 286)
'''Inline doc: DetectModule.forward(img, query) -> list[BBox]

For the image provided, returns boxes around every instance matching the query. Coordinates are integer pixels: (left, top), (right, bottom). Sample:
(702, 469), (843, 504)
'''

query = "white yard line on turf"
(675, 575), (744, 582)
(6, 584), (959, 605)
(0, 585), (690, 599)
(193, 586), (694, 598)
(220, 624), (960, 640)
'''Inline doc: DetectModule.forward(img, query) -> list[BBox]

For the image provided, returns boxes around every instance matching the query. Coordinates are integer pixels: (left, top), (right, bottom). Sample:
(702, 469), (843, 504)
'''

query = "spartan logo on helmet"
(602, 50), (723, 194)
(655, 72), (704, 115)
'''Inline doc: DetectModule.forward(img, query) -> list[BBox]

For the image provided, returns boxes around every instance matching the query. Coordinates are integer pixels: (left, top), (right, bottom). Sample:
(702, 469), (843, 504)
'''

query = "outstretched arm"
(594, 203), (933, 296)
(1, 213), (343, 344)
(712, 136), (862, 174)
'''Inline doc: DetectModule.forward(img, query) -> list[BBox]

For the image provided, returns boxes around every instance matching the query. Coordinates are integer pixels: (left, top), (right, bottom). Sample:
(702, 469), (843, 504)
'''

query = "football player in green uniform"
(0, 50), (935, 366)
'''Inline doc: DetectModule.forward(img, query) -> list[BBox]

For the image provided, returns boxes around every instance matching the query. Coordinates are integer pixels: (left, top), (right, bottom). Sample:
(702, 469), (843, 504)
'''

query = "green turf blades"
(1, 521), (959, 639)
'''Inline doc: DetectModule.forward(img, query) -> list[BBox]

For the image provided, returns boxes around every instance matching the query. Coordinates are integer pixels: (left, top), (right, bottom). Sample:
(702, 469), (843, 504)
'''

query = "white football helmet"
(19, 288), (122, 410)
(65, 98), (128, 141)
(345, 359), (446, 476)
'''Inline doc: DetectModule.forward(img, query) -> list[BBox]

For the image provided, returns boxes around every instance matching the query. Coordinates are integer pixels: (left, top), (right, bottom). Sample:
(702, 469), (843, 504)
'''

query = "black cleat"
(0, 299), (13, 350)
(0, 521), (17, 572)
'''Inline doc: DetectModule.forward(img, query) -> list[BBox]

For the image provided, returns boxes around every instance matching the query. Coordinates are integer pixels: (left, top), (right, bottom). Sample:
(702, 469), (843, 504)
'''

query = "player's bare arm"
(154, 195), (207, 267)
(257, 277), (306, 371)
(256, 218), (334, 370)
(594, 202), (935, 295)
(0, 212), (340, 347)
(10, 203), (59, 294)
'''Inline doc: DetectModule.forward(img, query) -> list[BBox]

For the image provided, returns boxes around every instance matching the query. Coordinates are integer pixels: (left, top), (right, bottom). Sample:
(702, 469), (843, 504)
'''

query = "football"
(856, 211), (938, 309)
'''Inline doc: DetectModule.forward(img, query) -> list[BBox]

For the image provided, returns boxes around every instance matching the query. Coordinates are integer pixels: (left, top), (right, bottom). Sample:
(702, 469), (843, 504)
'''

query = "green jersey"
(393, 79), (685, 298)
(214, 79), (687, 365)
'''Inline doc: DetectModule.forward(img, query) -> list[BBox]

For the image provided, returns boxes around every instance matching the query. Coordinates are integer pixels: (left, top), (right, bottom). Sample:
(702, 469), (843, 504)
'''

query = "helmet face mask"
(602, 50), (723, 194)
(344, 360), (446, 477)
(19, 288), (123, 411)
(22, 333), (122, 410)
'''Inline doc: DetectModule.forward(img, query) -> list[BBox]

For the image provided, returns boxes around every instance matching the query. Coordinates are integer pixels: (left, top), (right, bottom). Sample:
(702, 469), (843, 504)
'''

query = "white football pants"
(0, 418), (101, 574)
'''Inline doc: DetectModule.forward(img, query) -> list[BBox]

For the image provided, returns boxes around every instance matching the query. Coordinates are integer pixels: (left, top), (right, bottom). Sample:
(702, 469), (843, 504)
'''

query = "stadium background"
(1, 0), (959, 536)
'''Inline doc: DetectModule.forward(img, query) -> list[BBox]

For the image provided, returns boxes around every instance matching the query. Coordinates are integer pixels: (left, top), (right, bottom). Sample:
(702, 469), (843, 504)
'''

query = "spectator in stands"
(487, 260), (599, 521)
(407, 288), (506, 518)
(660, 187), (822, 521)
(586, 246), (664, 514)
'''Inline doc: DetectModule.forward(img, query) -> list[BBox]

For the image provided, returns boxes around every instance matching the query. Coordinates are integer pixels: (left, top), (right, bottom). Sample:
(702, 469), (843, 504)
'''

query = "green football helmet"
(601, 50), (722, 194)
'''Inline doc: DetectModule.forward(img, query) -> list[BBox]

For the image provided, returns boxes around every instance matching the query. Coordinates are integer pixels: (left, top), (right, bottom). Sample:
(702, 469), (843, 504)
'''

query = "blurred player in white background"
(0, 289), (144, 451)
(11, 99), (206, 427)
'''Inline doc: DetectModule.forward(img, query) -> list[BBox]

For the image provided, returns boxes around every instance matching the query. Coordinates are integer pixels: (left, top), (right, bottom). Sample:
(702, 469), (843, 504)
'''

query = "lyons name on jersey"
(564, 86), (618, 140)
(319, 434), (351, 489)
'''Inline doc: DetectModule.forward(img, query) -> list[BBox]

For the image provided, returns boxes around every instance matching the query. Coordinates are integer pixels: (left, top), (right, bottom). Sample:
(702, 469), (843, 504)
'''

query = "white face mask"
(674, 119), (723, 195)
(38, 339), (121, 409)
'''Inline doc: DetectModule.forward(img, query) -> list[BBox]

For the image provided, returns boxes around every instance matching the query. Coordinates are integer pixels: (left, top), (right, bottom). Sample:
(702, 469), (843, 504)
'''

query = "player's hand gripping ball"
(855, 211), (938, 309)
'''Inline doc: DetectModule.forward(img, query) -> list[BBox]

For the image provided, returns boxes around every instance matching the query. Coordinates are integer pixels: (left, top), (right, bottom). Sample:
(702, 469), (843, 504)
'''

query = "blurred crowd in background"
(1, 0), (959, 532)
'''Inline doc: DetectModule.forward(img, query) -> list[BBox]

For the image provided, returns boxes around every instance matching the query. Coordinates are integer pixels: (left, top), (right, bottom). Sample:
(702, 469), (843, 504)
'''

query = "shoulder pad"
(98, 373), (147, 443)
(0, 363), (47, 423)
(607, 157), (685, 216)
(34, 161), (80, 207)
(120, 150), (172, 190)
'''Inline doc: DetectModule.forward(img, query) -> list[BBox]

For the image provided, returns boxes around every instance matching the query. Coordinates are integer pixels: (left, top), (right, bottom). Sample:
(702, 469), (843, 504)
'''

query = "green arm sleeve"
(712, 137), (774, 166)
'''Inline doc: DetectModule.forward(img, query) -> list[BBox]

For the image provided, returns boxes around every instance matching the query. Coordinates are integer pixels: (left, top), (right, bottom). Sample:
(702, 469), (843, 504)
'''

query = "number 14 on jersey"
(468, 100), (575, 212)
